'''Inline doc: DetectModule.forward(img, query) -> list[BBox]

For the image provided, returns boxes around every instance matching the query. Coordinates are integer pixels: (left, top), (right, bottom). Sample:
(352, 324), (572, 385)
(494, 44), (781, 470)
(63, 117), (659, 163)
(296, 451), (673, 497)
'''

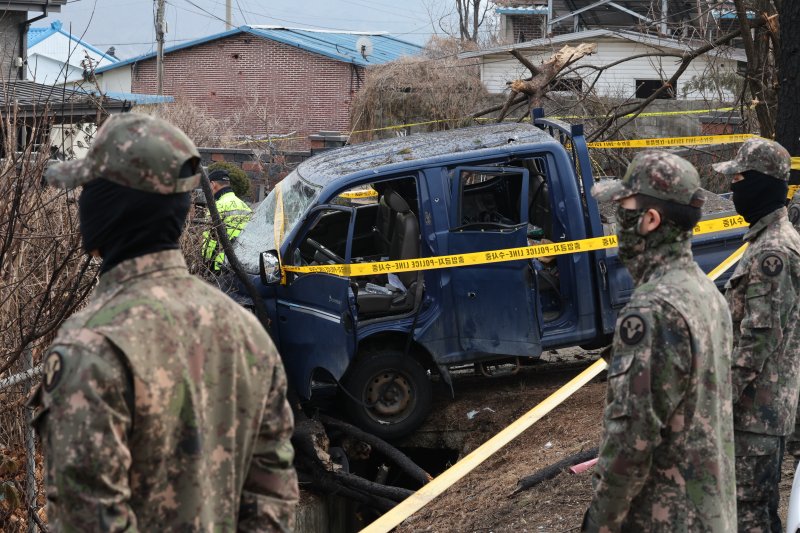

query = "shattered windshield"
(233, 169), (322, 273)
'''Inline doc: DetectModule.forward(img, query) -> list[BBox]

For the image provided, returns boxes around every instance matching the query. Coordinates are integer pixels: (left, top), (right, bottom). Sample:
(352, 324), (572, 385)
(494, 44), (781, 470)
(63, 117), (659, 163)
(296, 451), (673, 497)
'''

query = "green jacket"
(202, 189), (252, 271)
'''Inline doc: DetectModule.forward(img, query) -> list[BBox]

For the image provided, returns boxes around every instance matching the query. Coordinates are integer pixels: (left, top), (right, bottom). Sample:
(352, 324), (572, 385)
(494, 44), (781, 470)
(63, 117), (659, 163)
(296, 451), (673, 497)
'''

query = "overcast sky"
(40, 0), (456, 58)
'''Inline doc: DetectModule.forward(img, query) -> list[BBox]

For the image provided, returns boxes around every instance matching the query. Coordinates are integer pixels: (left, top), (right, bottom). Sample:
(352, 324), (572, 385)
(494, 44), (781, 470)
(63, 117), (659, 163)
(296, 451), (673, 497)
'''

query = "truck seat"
(373, 188), (406, 252)
(359, 193), (420, 316)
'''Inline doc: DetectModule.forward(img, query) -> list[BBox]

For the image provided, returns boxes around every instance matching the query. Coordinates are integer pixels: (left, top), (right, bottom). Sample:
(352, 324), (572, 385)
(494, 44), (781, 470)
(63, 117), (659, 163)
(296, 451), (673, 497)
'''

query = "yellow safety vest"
(202, 190), (252, 271)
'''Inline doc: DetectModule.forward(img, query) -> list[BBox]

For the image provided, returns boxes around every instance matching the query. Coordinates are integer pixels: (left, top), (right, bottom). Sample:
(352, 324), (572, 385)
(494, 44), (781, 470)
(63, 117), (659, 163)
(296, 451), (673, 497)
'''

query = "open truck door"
(446, 166), (543, 360)
(275, 205), (357, 398)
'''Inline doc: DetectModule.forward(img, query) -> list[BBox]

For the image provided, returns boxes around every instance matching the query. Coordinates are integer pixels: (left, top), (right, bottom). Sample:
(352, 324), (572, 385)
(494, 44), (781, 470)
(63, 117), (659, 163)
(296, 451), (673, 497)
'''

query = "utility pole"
(226, 0), (232, 30)
(155, 0), (166, 95)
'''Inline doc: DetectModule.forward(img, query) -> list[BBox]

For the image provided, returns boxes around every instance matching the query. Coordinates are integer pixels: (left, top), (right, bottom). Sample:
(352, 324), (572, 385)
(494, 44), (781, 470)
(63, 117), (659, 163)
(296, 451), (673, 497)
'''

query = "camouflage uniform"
(31, 114), (299, 531)
(584, 152), (736, 532)
(713, 138), (800, 533)
(788, 190), (800, 231)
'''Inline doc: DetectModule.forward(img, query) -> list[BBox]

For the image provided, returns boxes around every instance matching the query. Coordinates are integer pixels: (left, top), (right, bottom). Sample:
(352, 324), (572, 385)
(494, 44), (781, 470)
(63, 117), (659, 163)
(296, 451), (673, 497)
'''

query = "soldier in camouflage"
(713, 137), (800, 533)
(30, 114), (299, 531)
(583, 151), (736, 532)
(788, 190), (800, 232)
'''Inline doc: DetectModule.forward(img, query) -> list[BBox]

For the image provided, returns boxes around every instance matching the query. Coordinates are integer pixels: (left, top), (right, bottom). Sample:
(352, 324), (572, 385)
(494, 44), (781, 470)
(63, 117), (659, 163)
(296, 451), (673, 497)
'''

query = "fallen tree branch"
(513, 447), (598, 494)
(333, 469), (413, 502)
(320, 415), (433, 486)
(588, 19), (765, 141)
(297, 458), (397, 512)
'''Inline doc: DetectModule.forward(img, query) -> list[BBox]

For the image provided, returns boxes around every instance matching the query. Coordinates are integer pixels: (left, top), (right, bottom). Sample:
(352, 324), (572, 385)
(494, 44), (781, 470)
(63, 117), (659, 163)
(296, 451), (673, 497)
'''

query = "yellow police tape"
(235, 106), (742, 145)
(587, 134), (756, 150)
(282, 214), (748, 277)
(792, 158), (800, 172)
(339, 189), (379, 199)
(359, 242), (748, 533)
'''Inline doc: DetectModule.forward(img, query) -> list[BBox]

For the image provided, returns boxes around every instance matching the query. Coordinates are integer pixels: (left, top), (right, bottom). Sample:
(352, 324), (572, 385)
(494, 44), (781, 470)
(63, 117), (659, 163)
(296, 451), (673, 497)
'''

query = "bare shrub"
(0, 107), (99, 529)
(350, 36), (489, 142)
(138, 97), (233, 147)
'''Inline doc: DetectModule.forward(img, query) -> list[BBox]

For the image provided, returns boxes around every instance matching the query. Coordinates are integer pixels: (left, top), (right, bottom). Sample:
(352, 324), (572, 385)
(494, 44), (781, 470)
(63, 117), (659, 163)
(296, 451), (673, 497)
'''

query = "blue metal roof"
(496, 7), (548, 15)
(95, 25), (421, 74)
(73, 88), (174, 105)
(28, 20), (120, 64)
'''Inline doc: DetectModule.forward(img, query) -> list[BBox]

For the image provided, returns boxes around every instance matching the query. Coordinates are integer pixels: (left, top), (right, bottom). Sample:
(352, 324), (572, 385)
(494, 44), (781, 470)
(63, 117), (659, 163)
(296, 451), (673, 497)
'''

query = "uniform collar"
(96, 249), (188, 295)
(744, 207), (787, 242)
(214, 186), (233, 201)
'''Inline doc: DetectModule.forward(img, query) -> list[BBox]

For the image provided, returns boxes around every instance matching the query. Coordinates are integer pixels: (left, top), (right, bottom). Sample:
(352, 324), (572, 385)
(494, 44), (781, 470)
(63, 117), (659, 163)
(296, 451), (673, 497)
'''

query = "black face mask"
(731, 170), (788, 224)
(79, 179), (191, 273)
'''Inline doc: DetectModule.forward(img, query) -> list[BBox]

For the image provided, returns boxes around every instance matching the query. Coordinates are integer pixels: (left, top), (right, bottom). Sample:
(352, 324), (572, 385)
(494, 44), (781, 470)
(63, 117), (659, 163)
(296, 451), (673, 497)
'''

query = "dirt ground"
(393, 350), (797, 533)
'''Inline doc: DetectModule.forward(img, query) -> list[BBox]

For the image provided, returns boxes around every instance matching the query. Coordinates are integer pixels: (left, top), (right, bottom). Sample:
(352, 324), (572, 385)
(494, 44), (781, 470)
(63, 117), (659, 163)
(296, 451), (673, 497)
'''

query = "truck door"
(276, 205), (357, 398)
(447, 166), (542, 358)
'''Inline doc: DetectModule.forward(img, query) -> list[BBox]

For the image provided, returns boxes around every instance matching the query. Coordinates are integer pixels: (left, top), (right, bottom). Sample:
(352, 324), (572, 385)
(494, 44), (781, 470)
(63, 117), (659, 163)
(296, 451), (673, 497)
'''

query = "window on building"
(635, 79), (675, 99)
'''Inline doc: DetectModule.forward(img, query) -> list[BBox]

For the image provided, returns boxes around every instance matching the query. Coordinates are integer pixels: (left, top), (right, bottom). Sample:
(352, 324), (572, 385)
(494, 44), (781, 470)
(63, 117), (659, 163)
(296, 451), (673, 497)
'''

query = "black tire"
(343, 350), (432, 440)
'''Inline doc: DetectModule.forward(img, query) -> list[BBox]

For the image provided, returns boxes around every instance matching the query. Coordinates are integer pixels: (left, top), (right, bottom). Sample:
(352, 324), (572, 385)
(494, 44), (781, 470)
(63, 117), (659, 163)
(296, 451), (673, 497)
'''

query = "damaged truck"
(230, 110), (745, 439)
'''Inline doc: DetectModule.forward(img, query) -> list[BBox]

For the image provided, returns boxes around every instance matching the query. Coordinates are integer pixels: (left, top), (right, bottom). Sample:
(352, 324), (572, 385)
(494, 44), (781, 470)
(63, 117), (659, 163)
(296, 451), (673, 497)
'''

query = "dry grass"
(349, 37), (489, 142)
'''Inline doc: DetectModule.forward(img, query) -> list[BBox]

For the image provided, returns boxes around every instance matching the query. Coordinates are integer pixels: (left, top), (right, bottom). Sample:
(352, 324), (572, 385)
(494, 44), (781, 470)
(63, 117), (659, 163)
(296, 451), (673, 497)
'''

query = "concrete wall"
(97, 66), (132, 93)
(0, 11), (26, 80)
(480, 37), (740, 100)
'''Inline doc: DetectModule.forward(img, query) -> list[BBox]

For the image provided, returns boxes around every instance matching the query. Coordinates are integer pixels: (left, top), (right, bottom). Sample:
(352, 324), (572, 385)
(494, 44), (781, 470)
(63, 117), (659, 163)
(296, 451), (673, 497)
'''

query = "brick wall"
(197, 146), (312, 201)
(0, 11), (26, 80)
(508, 15), (546, 42)
(130, 34), (364, 146)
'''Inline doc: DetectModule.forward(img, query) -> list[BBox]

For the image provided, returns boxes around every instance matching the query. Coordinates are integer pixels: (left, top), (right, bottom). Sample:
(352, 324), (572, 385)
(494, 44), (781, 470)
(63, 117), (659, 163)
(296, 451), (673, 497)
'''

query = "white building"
(27, 20), (119, 85)
(459, 29), (745, 101)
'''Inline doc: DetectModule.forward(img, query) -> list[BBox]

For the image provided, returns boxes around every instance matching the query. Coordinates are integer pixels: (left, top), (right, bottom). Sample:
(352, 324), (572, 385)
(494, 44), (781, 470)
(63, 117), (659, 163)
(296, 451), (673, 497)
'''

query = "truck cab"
(233, 112), (745, 439)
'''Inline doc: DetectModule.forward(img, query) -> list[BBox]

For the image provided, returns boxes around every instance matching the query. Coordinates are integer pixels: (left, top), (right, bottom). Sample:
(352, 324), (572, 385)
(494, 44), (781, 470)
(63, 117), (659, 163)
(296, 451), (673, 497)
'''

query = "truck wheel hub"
(367, 372), (412, 417)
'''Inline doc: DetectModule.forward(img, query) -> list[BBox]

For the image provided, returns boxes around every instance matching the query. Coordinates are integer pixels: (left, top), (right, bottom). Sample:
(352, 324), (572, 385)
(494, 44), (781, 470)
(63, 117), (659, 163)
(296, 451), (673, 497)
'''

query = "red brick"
(210, 153), (226, 161)
(130, 34), (365, 149)
(242, 161), (260, 171)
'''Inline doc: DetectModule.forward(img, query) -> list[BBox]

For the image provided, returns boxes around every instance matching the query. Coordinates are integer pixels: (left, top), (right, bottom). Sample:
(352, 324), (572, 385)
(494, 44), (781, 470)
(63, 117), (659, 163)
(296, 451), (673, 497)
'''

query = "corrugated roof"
(496, 7), (548, 15)
(3, 0), (66, 12)
(96, 25), (422, 74)
(1, 81), (130, 117)
(458, 28), (747, 62)
(73, 89), (174, 105)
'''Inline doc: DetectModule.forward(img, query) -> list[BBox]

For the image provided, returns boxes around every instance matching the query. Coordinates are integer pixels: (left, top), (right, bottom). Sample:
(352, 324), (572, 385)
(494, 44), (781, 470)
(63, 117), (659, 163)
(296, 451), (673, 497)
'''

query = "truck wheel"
(343, 350), (432, 440)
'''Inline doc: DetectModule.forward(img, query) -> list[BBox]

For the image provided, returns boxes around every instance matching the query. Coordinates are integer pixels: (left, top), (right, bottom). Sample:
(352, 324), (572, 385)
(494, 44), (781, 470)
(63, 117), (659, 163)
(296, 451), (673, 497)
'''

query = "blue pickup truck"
(232, 111), (745, 439)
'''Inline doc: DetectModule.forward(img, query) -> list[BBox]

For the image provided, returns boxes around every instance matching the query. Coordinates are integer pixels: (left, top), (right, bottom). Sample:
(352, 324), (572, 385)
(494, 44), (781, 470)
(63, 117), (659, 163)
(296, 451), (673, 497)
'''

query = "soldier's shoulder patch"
(43, 351), (64, 392)
(761, 254), (784, 277)
(619, 312), (647, 346)
(789, 204), (800, 225)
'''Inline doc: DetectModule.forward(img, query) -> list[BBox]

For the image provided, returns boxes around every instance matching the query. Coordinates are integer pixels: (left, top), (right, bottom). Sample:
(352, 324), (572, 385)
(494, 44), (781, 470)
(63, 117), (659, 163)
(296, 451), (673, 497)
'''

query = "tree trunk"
(734, 0), (777, 137)
(776, 0), (800, 183)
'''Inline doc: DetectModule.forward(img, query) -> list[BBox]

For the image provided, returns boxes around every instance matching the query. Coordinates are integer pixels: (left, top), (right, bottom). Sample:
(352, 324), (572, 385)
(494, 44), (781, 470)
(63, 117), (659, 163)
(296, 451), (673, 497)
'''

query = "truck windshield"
(233, 169), (322, 273)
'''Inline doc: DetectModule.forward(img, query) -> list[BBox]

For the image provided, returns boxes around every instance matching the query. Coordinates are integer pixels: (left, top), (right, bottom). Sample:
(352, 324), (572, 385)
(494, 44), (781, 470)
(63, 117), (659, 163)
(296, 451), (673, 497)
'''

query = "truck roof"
(296, 123), (559, 186)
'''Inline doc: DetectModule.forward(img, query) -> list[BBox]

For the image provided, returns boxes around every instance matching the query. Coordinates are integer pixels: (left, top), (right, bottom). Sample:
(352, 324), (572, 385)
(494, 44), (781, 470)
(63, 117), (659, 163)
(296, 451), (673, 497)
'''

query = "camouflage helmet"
(711, 137), (791, 181)
(46, 114), (200, 194)
(591, 150), (704, 207)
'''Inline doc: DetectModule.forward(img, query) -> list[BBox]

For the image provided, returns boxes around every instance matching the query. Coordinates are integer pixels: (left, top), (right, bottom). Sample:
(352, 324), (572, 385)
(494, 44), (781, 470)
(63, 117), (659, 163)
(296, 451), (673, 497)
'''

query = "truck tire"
(343, 350), (432, 440)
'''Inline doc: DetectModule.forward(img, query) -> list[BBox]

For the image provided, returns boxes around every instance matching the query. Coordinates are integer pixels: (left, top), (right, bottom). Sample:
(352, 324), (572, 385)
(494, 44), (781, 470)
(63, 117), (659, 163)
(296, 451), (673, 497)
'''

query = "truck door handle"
(467, 291), (476, 299)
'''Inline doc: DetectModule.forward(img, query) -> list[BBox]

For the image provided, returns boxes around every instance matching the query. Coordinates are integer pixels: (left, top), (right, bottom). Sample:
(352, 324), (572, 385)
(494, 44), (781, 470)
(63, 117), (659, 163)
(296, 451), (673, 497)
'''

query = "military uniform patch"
(619, 313), (646, 345)
(44, 351), (63, 392)
(789, 204), (800, 225)
(761, 254), (784, 277)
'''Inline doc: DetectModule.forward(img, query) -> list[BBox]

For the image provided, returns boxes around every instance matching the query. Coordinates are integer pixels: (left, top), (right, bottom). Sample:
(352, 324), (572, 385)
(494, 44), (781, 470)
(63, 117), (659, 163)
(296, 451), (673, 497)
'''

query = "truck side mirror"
(259, 250), (281, 285)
